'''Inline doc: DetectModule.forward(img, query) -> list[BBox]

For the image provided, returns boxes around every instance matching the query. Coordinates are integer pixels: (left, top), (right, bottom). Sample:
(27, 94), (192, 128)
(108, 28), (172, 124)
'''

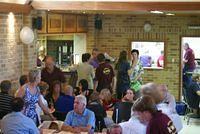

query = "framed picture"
(48, 14), (63, 33)
(77, 15), (88, 32)
(63, 14), (77, 33)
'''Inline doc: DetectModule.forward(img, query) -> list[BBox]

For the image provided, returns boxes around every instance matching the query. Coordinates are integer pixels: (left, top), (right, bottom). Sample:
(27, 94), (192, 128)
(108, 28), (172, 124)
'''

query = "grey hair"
(107, 124), (122, 134)
(28, 68), (41, 83)
(184, 43), (189, 47)
(141, 82), (163, 104)
(76, 95), (87, 106)
(141, 82), (157, 94)
(64, 85), (73, 96)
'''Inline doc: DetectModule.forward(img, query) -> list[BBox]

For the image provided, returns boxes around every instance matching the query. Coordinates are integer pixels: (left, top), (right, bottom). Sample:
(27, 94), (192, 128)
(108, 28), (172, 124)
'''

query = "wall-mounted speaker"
(32, 17), (42, 30)
(95, 14), (102, 30)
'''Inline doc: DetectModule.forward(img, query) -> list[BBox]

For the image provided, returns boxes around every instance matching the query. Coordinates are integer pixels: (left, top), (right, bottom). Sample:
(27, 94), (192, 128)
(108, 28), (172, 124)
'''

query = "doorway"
(47, 40), (74, 65)
(180, 37), (200, 99)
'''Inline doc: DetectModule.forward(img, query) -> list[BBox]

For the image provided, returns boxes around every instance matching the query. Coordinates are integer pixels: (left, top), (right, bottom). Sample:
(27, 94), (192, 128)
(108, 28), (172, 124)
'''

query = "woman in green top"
(129, 49), (144, 98)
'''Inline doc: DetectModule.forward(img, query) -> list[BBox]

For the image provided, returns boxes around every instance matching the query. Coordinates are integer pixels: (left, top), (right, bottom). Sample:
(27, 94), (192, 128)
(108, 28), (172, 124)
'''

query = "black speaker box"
(95, 19), (102, 30)
(32, 17), (42, 30)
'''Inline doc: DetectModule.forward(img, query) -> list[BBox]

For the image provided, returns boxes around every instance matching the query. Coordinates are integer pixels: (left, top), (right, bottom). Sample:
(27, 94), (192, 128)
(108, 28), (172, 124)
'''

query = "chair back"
(112, 102), (133, 123)
(87, 102), (107, 132)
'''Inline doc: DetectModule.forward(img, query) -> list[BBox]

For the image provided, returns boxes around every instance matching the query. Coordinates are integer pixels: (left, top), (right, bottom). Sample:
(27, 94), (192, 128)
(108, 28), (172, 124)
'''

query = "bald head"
(45, 56), (55, 72)
(63, 85), (73, 96)
(141, 83), (157, 91)
(141, 83), (164, 104)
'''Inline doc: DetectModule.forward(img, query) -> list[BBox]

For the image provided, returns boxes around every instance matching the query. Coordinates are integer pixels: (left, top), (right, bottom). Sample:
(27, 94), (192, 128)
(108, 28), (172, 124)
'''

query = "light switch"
(172, 58), (175, 63)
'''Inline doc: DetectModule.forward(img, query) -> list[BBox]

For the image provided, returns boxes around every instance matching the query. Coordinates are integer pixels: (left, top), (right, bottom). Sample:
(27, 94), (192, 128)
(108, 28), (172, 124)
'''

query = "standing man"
(89, 48), (99, 69)
(95, 53), (116, 92)
(41, 56), (66, 92)
(132, 95), (177, 134)
(183, 43), (196, 87)
(1, 98), (39, 134)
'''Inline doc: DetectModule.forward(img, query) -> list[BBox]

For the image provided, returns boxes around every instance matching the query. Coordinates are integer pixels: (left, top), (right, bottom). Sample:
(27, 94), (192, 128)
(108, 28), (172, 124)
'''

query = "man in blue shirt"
(89, 48), (99, 69)
(62, 95), (95, 133)
(1, 98), (39, 134)
(187, 73), (200, 113)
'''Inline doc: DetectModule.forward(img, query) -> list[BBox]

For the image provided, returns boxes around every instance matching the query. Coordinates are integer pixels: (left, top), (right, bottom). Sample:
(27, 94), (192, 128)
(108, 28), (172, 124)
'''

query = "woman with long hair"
(115, 50), (130, 99)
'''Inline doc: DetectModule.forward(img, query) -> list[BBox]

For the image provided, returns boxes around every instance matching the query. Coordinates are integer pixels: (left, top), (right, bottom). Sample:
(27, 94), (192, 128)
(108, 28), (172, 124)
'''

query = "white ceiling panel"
(0, 0), (29, 4)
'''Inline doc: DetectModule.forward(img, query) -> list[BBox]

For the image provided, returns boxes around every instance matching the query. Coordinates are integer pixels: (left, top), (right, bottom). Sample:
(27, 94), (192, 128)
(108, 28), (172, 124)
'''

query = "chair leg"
(187, 116), (190, 125)
(184, 115), (187, 120)
(184, 106), (190, 120)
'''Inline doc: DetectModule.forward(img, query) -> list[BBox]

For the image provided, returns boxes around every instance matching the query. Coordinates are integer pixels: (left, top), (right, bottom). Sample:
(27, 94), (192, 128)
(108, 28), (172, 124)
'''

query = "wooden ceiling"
(31, 1), (200, 11)
(0, 2), (31, 14)
(1, 0), (200, 14)
(31, 1), (200, 15)
(0, 0), (30, 4)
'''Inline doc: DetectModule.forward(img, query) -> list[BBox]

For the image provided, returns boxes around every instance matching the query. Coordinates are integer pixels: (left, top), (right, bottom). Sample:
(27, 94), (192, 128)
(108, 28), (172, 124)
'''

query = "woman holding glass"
(16, 68), (55, 125)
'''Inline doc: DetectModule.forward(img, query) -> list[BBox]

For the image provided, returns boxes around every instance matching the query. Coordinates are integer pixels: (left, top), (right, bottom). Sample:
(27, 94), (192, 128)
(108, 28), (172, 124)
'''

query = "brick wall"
(2, 11), (200, 99)
(87, 14), (200, 100)
(0, 13), (23, 92)
(0, 12), (36, 94)
(22, 11), (37, 74)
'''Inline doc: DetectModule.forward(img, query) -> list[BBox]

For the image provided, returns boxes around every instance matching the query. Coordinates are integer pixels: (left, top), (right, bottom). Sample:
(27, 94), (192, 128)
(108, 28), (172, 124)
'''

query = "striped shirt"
(0, 93), (14, 119)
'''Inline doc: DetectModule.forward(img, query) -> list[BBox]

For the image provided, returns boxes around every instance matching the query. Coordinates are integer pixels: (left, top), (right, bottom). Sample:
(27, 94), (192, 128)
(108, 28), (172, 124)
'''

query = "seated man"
(1, 98), (39, 134)
(187, 73), (200, 114)
(0, 80), (14, 119)
(132, 95), (177, 134)
(141, 83), (182, 132)
(119, 116), (146, 134)
(158, 84), (176, 113)
(54, 85), (75, 121)
(61, 95), (95, 133)
(107, 124), (122, 134)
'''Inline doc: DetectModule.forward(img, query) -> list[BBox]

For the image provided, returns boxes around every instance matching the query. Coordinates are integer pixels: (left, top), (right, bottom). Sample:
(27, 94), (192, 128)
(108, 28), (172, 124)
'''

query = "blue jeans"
(183, 66), (194, 88)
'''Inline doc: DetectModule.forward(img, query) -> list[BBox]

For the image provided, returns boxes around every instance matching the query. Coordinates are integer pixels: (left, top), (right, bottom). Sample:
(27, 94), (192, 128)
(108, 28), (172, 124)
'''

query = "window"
(131, 41), (165, 69)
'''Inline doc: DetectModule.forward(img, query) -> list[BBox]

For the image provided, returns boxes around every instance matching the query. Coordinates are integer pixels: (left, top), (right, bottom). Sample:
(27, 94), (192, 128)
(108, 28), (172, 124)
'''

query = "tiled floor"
(179, 116), (200, 134)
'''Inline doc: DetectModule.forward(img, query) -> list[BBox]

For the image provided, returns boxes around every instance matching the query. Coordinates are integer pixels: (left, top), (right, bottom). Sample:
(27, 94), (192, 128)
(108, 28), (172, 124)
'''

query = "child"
(36, 81), (50, 124)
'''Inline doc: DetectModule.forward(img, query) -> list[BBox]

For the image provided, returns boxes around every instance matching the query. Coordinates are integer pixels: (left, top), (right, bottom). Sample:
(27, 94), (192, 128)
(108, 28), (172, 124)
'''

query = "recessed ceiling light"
(150, 10), (163, 14)
(166, 13), (175, 16)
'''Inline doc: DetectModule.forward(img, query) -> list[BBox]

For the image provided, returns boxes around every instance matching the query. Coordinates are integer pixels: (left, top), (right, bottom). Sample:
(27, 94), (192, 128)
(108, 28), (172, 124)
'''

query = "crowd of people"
(1, 47), (196, 134)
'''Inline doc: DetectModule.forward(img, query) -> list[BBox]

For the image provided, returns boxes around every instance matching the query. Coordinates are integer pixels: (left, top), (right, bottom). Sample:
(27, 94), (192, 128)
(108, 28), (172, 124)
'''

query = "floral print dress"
(23, 84), (40, 125)
(130, 60), (144, 83)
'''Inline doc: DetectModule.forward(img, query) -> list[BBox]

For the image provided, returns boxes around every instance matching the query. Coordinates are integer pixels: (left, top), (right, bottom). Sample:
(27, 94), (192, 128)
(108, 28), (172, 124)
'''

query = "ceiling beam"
(0, 2), (32, 14)
(32, 1), (200, 11)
